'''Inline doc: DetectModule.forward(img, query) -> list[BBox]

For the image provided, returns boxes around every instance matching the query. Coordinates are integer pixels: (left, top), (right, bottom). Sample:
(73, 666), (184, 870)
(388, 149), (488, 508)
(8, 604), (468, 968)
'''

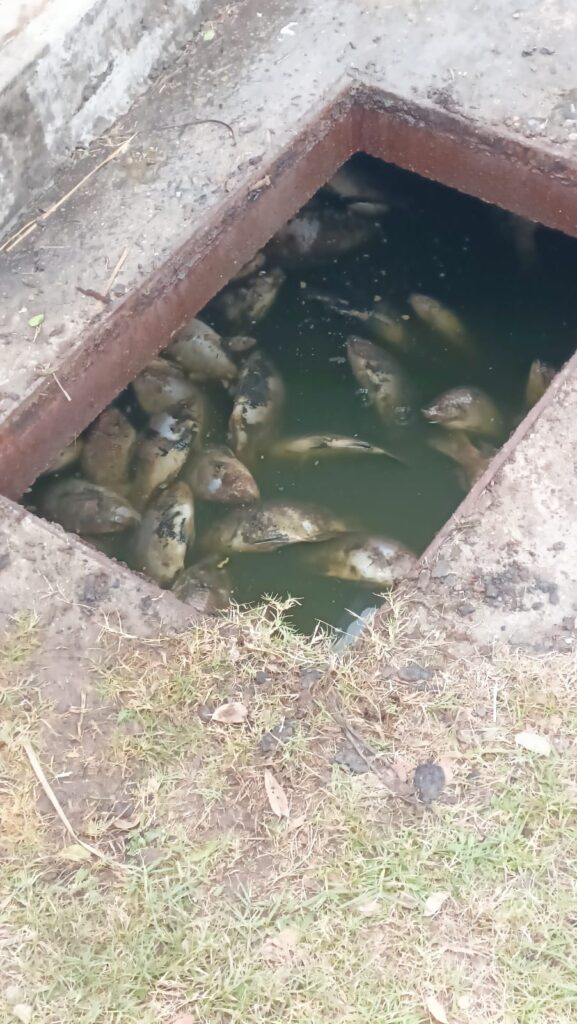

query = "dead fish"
(40, 438), (83, 476)
(230, 250), (266, 282)
(422, 386), (505, 442)
(131, 404), (200, 508)
(309, 293), (412, 353)
(200, 501), (349, 554)
(223, 334), (258, 354)
(302, 532), (417, 587)
(408, 293), (478, 361)
(132, 358), (204, 414)
(39, 478), (140, 535)
(268, 207), (377, 267)
(80, 407), (136, 492)
(215, 268), (286, 329)
(346, 336), (415, 427)
(164, 318), (238, 381)
(526, 358), (556, 409)
(181, 444), (260, 503)
(269, 433), (401, 462)
(347, 201), (391, 218)
(428, 428), (495, 488)
(132, 481), (194, 586)
(229, 351), (285, 460)
(325, 162), (391, 207)
(172, 557), (232, 612)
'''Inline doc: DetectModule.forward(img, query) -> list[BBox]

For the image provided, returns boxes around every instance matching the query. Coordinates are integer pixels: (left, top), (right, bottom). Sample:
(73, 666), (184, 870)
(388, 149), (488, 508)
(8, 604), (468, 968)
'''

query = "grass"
(1, 599), (577, 1023)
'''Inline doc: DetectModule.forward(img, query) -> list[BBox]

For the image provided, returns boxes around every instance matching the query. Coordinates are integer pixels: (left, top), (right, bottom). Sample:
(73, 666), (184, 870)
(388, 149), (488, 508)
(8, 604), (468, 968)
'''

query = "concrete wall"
(0, 0), (205, 231)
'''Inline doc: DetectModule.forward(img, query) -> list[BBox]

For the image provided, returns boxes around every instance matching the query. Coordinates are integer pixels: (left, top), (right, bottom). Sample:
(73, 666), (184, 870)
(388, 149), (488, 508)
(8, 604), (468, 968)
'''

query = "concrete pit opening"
(16, 150), (577, 634)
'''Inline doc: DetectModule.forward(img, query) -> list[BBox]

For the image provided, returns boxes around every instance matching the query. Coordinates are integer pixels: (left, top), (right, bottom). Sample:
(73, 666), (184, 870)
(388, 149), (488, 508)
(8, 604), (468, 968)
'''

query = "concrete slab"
(1, 0), (577, 659)
(0, 0), (207, 230)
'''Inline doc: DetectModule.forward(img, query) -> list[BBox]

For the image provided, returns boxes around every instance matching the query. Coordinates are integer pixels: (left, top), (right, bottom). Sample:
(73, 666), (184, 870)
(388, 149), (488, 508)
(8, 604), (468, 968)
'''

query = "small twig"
(1, 136), (135, 254)
(152, 118), (236, 144)
(103, 246), (129, 296)
(52, 373), (71, 402)
(21, 738), (124, 867)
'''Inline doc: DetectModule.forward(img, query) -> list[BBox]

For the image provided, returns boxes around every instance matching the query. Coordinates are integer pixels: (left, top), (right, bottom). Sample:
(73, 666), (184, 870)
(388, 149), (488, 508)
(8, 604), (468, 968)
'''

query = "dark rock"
(334, 739), (371, 775)
(397, 662), (433, 684)
(457, 601), (475, 616)
(254, 670), (271, 685)
(259, 719), (294, 753)
(414, 762), (445, 805)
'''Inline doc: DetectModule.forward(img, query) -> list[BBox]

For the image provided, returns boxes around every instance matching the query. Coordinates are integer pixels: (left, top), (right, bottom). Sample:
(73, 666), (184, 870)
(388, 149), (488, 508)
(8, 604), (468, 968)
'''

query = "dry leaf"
(423, 891), (450, 918)
(111, 816), (140, 831)
(357, 897), (380, 915)
(286, 813), (307, 832)
(425, 994), (449, 1023)
(58, 843), (92, 863)
(211, 702), (248, 725)
(260, 926), (301, 963)
(171, 1015), (195, 1024)
(12, 1006), (33, 1024)
(264, 769), (289, 817)
(515, 731), (552, 756)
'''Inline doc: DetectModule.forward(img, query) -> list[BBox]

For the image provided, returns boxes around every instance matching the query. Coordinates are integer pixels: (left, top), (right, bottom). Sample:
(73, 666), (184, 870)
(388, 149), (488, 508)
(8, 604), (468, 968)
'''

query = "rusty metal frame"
(3, 83), (577, 510)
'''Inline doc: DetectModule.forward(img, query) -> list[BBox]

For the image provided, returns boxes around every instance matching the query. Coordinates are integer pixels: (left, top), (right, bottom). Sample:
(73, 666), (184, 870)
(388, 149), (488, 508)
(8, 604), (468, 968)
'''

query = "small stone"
(414, 762), (445, 805)
(397, 662), (433, 683)
(197, 704), (214, 723)
(259, 720), (294, 753)
(457, 601), (475, 616)
(334, 740), (371, 775)
(431, 559), (451, 579)
(254, 670), (270, 685)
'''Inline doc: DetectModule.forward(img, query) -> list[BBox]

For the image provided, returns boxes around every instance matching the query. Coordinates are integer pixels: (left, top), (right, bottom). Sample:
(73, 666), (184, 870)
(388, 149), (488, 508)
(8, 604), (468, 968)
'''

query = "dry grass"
(1, 599), (577, 1023)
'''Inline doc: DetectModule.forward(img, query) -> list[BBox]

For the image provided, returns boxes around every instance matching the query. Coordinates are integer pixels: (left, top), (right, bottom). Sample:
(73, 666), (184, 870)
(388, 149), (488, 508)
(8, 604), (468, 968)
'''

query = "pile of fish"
(31, 157), (559, 618)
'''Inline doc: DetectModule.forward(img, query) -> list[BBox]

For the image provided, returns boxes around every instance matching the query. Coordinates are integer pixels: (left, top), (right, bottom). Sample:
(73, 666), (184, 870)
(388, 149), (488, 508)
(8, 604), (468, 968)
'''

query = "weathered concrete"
(1, 0), (577, 656)
(0, 0), (207, 230)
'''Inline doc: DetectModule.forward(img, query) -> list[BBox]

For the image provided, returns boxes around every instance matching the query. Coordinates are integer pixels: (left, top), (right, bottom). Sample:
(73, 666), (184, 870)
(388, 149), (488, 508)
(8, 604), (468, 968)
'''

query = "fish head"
(422, 389), (474, 428)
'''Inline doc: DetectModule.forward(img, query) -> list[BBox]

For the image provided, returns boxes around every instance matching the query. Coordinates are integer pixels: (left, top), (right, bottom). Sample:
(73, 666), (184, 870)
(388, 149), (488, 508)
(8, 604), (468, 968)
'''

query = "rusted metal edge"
(0, 89), (357, 501)
(3, 83), (577, 510)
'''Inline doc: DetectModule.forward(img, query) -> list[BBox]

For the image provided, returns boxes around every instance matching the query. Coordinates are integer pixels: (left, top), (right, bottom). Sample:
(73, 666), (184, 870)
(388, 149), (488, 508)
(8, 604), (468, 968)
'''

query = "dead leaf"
(425, 994), (449, 1023)
(211, 702), (248, 725)
(12, 1006), (33, 1024)
(515, 731), (552, 756)
(286, 813), (307, 832)
(357, 897), (380, 915)
(423, 891), (450, 918)
(264, 768), (289, 817)
(260, 926), (301, 963)
(171, 1015), (195, 1024)
(111, 816), (140, 831)
(58, 843), (92, 863)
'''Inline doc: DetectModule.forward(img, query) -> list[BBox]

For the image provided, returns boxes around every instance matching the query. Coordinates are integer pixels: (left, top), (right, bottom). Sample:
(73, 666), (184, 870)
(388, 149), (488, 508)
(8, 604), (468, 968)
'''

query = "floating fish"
(302, 532), (417, 587)
(215, 268), (286, 329)
(346, 336), (415, 427)
(172, 557), (232, 612)
(268, 207), (377, 267)
(132, 358), (204, 414)
(39, 478), (140, 535)
(230, 250), (266, 282)
(428, 428), (495, 488)
(164, 318), (238, 381)
(268, 433), (401, 462)
(181, 444), (260, 503)
(525, 358), (556, 410)
(229, 351), (285, 461)
(309, 293), (413, 353)
(131, 404), (200, 508)
(421, 386), (505, 442)
(40, 438), (83, 476)
(80, 407), (136, 492)
(408, 293), (478, 361)
(325, 162), (392, 206)
(200, 501), (349, 554)
(132, 481), (194, 586)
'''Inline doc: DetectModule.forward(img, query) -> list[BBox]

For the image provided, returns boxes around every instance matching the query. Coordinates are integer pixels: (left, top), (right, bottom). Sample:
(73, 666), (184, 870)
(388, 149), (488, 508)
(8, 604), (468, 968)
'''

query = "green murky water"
(27, 156), (577, 634)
